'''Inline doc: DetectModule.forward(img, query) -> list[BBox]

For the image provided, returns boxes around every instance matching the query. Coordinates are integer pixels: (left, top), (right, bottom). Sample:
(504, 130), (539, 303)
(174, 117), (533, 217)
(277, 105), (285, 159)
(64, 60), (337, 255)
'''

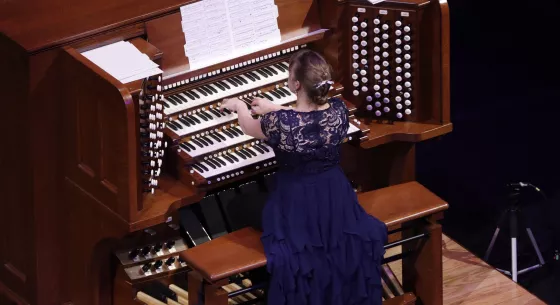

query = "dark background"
(415, 0), (560, 303)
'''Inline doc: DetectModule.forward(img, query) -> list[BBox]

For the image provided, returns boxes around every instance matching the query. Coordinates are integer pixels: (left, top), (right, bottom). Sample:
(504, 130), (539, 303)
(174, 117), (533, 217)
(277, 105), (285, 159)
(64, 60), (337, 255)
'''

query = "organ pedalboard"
(347, 2), (420, 122)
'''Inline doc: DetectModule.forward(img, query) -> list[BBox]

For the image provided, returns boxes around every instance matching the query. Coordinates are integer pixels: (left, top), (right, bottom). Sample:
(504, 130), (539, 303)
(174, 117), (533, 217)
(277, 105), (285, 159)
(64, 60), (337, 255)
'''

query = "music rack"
(0, 0), (451, 304)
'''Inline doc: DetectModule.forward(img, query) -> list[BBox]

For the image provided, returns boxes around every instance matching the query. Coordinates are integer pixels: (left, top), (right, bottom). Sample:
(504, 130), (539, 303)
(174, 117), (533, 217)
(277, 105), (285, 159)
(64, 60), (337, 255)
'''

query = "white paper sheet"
(180, 0), (281, 70)
(81, 41), (163, 84)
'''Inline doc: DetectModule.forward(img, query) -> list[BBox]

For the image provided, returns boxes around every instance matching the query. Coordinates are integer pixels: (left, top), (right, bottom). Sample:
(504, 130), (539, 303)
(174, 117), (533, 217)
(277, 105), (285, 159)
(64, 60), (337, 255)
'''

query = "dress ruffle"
(260, 167), (388, 305)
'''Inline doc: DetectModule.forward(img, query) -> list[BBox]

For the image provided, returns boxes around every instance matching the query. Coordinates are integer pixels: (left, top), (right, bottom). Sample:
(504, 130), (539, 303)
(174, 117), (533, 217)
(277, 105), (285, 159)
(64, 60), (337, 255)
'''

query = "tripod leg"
(510, 209), (518, 282)
(484, 209), (508, 261)
(526, 228), (546, 265)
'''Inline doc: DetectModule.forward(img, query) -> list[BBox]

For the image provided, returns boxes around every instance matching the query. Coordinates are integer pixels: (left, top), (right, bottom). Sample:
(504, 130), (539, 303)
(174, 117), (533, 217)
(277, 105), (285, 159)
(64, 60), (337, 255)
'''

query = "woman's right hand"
(250, 97), (279, 115)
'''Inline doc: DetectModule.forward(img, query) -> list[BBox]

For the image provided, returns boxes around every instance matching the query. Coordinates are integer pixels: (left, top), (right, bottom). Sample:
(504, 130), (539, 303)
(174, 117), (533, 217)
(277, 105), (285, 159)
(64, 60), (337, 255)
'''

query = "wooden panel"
(59, 47), (138, 221)
(59, 179), (130, 305)
(0, 0), (199, 52)
(0, 34), (36, 304)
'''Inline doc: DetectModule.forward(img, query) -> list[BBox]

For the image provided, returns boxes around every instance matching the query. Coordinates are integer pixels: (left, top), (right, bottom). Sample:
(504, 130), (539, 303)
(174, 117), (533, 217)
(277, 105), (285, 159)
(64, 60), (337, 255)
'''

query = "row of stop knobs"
(128, 239), (176, 259)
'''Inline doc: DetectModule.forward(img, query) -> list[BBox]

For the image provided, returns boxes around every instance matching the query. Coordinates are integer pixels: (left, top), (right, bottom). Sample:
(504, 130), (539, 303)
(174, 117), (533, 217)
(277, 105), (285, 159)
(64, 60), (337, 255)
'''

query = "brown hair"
(288, 49), (333, 105)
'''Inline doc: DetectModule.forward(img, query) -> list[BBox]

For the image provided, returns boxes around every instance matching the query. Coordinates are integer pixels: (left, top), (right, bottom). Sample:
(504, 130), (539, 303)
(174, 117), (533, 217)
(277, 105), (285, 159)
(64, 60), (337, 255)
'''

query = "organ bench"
(181, 181), (448, 305)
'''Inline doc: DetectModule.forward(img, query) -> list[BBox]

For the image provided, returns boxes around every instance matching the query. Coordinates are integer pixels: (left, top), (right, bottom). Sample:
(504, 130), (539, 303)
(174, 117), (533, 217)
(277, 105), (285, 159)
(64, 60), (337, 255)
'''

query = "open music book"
(180, 0), (281, 70)
(81, 41), (163, 84)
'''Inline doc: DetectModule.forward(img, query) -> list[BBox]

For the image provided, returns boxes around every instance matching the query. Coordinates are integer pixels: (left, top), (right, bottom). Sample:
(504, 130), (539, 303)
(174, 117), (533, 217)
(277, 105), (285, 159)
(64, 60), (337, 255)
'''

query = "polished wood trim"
(440, 1), (451, 123)
(359, 121), (453, 149)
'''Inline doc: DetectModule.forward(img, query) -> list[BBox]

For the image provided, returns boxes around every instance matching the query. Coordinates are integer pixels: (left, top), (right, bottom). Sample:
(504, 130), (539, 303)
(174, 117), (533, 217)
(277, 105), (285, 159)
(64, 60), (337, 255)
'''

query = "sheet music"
(180, 0), (281, 70)
(81, 41), (163, 84)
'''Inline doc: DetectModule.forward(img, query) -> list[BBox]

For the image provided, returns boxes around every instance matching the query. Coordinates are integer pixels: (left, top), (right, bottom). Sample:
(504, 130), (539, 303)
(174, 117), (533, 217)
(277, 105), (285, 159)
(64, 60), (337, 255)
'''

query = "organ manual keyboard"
(0, 0), (450, 304)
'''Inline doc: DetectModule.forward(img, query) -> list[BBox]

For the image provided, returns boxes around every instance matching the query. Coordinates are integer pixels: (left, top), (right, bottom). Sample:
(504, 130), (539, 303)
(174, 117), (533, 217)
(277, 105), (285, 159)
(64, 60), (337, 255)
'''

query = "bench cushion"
(181, 181), (448, 282)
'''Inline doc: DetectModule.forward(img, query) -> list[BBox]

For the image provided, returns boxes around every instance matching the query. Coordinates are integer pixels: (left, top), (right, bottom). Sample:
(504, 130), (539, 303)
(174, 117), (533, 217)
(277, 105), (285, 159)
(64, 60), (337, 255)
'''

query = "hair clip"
(315, 80), (334, 88)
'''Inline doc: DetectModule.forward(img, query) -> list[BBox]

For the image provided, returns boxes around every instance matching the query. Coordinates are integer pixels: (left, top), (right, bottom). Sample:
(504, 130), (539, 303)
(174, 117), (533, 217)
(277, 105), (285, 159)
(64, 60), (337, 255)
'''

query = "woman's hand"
(220, 98), (244, 113)
(250, 97), (279, 115)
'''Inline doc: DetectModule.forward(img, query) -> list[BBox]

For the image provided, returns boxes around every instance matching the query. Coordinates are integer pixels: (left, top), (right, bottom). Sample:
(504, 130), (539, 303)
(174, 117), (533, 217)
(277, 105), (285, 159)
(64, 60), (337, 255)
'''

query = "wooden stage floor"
(386, 234), (547, 304)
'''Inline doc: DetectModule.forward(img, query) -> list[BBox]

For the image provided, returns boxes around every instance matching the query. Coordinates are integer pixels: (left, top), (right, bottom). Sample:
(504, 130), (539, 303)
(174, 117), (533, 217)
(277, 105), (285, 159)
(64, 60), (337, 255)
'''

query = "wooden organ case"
(0, 0), (450, 304)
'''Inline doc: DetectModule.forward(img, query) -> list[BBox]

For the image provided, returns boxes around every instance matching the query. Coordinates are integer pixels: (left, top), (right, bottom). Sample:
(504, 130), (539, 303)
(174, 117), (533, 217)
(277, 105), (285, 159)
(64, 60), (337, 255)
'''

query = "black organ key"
(195, 113), (208, 121)
(274, 63), (286, 72)
(235, 151), (247, 159)
(268, 90), (281, 99)
(215, 132), (227, 141)
(194, 88), (207, 96)
(278, 87), (291, 95)
(200, 86), (213, 95)
(191, 139), (204, 148)
(218, 80), (230, 89)
(207, 85), (218, 94)
(255, 69), (268, 78)
(257, 143), (269, 152)
(244, 73), (256, 82)
(261, 67), (274, 77)
(227, 153), (239, 162)
(222, 154), (235, 163)
(248, 71), (260, 80)
(191, 163), (204, 172)
(166, 97), (178, 105)
(199, 195), (229, 239)
(279, 62), (289, 69)
(237, 75), (249, 85)
(252, 145), (265, 154)
(201, 135), (213, 145)
(262, 92), (274, 101)
(214, 82), (226, 91)
(178, 117), (191, 126)
(179, 205), (211, 246)
(226, 79), (238, 87)
(175, 94), (188, 103)
(197, 137), (210, 146)
(274, 88), (286, 97)
(208, 108), (221, 117)
(189, 114), (201, 124)
(214, 158), (227, 166)
(180, 143), (191, 151)
(223, 108), (232, 114)
(190, 90), (200, 98)
(167, 123), (178, 131)
(222, 129), (235, 138)
(184, 91), (197, 100)
(168, 120), (183, 129)
(266, 66), (279, 75)
(209, 133), (222, 142)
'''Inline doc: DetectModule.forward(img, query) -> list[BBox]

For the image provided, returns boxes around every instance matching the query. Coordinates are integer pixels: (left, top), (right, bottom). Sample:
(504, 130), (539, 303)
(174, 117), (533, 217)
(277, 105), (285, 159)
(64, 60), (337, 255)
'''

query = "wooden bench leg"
(188, 272), (229, 305)
(402, 222), (443, 305)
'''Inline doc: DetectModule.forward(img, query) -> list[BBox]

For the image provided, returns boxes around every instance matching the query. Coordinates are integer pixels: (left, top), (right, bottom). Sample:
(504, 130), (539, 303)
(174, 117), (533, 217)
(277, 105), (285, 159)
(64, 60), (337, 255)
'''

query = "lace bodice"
(260, 97), (349, 174)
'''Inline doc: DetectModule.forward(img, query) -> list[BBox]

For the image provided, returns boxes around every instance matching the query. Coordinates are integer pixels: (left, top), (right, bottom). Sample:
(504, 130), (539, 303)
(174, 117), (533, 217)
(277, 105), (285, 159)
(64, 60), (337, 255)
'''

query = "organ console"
(0, 0), (451, 304)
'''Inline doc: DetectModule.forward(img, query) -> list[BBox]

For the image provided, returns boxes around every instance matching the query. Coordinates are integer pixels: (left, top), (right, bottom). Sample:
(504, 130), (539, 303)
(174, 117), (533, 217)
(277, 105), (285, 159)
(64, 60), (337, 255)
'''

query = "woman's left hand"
(220, 98), (243, 113)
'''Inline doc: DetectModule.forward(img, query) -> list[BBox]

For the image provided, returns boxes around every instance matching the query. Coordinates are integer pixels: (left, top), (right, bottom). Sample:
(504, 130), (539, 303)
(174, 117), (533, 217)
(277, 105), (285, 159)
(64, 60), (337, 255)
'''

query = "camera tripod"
(483, 182), (546, 283)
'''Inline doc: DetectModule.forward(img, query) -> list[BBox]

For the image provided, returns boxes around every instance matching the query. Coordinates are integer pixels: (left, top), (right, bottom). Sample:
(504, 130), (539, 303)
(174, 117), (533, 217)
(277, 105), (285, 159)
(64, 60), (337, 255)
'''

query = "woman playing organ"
(219, 49), (388, 305)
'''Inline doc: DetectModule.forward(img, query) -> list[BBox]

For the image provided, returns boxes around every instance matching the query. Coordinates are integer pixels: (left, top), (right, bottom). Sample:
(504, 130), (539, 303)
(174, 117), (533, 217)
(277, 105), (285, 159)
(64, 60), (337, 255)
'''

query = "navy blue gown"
(258, 97), (388, 305)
